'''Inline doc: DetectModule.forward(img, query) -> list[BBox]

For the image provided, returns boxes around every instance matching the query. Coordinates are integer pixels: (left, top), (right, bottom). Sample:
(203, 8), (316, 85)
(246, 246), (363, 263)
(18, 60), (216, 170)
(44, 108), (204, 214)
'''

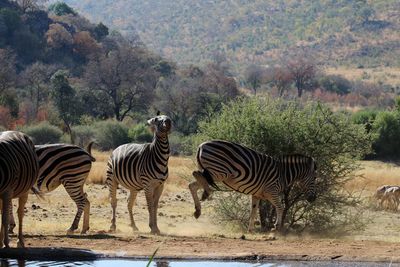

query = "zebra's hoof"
(66, 229), (76, 235)
(150, 229), (161, 235)
(200, 191), (209, 201)
(194, 209), (201, 219)
(17, 240), (24, 248)
(81, 228), (89, 234)
(109, 225), (116, 233)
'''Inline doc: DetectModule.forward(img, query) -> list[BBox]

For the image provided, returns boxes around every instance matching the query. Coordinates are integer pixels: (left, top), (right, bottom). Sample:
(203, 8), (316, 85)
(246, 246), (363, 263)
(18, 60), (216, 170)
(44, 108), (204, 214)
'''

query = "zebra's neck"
(150, 132), (170, 162)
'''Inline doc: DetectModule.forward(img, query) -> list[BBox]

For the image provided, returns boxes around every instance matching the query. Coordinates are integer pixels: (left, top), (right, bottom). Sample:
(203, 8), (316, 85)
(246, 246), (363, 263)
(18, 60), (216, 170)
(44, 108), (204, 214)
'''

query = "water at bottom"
(0, 259), (397, 267)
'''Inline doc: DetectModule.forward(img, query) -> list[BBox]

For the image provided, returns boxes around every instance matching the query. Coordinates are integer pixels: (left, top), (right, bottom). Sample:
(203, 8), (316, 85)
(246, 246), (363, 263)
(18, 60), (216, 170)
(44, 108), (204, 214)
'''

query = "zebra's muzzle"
(306, 193), (316, 203)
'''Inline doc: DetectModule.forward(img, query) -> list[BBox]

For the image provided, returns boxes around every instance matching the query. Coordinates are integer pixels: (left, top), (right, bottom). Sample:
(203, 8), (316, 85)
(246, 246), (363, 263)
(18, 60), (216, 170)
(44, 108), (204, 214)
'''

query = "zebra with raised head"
(9, 142), (95, 234)
(0, 131), (39, 248)
(189, 140), (317, 232)
(106, 113), (172, 235)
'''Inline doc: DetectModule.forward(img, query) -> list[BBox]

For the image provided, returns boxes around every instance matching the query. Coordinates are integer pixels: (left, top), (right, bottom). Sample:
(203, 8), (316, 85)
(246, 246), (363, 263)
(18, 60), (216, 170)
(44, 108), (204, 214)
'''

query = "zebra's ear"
(156, 110), (161, 116)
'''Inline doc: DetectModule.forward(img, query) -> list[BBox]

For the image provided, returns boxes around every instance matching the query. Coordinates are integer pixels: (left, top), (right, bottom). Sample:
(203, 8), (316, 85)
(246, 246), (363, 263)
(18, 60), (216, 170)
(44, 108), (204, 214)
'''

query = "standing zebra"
(189, 140), (317, 232)
(106, 114), (172, 235)
(0, 131), (39, 248)
(9, 142), (95, 234)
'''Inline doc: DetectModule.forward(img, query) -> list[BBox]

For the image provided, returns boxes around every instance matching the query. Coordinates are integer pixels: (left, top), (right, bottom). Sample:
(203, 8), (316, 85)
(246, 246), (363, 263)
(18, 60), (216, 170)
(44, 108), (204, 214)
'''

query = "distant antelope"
(106, 113), (172, 234)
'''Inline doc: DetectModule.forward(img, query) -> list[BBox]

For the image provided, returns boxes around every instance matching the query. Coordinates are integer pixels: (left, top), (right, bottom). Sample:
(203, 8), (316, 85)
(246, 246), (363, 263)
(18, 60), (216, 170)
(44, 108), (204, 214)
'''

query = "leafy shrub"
(196, 97), (372, 235)
(128, 123), (153, 143)
(352, 109), (379, 125)
(22, 122), (62, 144)
(168, 132), (195, 156)
(72, 125), (96, 148)
(93, 120), (130, 151)
(372, 111), (400, 158)
(48, 2), (76, 16)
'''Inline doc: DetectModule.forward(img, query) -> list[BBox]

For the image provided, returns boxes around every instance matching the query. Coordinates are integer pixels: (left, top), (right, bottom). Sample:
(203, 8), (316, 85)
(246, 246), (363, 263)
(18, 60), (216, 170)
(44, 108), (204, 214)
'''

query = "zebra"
(189, 140), (317, 232)
(106, 114), (172, 235)
(0, 131), (39, 248)
(9, 142), (96, 235)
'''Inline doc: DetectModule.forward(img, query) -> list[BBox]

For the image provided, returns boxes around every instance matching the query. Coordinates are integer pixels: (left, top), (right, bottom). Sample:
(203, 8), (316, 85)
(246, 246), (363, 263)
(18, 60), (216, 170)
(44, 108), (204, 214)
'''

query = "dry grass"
(12, 156), (400, 242)
(346, 161), (400, 194)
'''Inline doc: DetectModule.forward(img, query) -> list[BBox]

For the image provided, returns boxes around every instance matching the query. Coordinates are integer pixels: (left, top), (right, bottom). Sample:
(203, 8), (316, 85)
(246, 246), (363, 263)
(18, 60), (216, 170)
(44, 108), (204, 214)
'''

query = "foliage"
(197, 97), (372, 234)
(21, 121), (62, 144)
(62, 0), (400, 68)
(318, 74), (352, 95)
(72, 124), (95, 148)
(93, 120), (130, 150)
(371, 111), (400, 158)
(50, 70), (80, 142)
(128, 123), (153, 143)
(48, 2), (76, 16)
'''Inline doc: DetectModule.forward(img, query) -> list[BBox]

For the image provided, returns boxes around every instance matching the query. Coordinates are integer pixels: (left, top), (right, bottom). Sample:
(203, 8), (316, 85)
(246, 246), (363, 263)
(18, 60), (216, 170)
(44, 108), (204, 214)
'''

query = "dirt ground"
(5, 157), (400, 263)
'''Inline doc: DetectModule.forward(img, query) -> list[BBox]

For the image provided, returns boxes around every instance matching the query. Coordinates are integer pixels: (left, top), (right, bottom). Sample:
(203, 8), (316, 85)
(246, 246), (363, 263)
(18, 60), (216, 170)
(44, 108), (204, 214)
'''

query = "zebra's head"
(302, 157), (317, 203)
(147, 114), (172, 136)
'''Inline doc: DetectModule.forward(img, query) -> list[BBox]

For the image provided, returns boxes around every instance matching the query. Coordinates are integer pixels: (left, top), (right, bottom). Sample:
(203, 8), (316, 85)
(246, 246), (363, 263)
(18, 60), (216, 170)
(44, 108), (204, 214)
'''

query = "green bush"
(128, 123), (153, 143)
(372, 111), (400, 158)
(72, 125), (96, 148)
(22, 122), (62, 144)
(352, 109), (379, 125)
(93, 120), (130, 151)
(48, 2), (76, 16)
(168, 132), (195, 156)
(196, 96), (372, 235)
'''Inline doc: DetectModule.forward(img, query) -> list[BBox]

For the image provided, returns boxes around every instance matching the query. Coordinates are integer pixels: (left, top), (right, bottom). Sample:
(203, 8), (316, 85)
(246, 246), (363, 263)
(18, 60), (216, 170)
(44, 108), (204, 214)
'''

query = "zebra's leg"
(189, 181), (202, 219)
(127, 189), (139, 232)
(64, 183), (87, 235)
(248, 196), (260, 233)
(17, 193), (28, 248)
(109, 179), (118, 233)
(81, 193), (90, 234)
(192, 171), (212, 201)
(0, 191), (12, 248)
(270, 198), (284, 232)
(9, 200), (16, 234)
(151, 183), (164, 235)
(144, 183), (160, 235)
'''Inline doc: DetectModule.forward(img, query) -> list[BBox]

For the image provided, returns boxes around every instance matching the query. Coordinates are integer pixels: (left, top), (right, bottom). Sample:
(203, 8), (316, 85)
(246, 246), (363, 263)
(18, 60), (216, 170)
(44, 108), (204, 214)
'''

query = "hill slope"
(62, 0), (400, 69)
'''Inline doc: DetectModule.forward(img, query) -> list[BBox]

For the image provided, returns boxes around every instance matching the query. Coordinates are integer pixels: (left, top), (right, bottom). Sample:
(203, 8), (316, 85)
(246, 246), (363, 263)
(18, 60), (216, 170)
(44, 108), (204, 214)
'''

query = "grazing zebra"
(0, 131), (39, 248)
(189, 140), (317, 232)
(106, 114), (172, 235)
(9, 142), (95, 234)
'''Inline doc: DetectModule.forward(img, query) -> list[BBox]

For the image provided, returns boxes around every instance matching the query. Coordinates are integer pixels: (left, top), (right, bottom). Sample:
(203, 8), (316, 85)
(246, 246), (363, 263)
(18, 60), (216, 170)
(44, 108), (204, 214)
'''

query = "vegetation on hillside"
(62, 0), (400, 70)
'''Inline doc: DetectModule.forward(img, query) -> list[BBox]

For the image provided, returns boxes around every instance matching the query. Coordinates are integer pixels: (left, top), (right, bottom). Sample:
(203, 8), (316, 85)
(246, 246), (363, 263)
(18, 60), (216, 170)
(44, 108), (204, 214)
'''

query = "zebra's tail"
(196, 146), (220, 190)
(202, 169), (221, 191)
(31, 186), (45, 201)
(105, 160), (114, 188)
(86, 141), (96, 162)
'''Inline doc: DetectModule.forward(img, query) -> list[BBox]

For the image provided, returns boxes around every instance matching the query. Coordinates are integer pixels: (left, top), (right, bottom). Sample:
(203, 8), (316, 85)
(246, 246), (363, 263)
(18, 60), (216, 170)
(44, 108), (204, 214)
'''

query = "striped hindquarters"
(106, 143), (147, 190)
(0, 131), (39, 197)
(36, 144), (95, 192)
(196, 140), (277, 195)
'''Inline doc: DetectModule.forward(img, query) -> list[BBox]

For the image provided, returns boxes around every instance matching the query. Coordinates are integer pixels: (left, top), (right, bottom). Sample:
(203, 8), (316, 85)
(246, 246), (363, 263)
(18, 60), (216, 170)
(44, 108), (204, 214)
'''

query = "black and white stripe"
(189, 140), (317, 231)
(0, 131), (39, 248)
(106, 114), (172, 235)
(10, 142), (95, 234)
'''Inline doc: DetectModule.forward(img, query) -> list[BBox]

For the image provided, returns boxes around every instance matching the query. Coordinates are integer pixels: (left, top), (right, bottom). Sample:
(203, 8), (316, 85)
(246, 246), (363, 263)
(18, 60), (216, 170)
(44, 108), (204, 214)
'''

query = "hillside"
(61, 0), (400, 70)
